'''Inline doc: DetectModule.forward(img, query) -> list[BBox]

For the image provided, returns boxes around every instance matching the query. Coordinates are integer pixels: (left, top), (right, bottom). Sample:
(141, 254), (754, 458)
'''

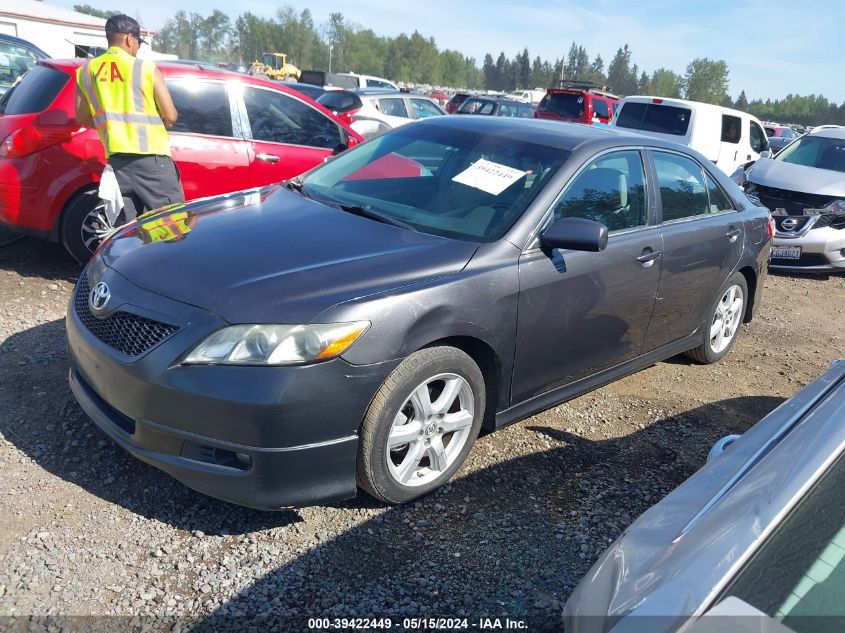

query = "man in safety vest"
(74, 15), (184, 225)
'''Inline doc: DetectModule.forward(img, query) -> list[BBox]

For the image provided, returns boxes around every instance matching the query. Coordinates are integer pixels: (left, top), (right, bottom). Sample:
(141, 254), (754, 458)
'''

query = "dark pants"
(109, 154), (185, 224)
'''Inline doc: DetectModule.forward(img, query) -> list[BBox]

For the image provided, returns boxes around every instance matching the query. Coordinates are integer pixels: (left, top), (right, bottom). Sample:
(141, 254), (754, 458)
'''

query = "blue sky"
(55, 0), (845, 103)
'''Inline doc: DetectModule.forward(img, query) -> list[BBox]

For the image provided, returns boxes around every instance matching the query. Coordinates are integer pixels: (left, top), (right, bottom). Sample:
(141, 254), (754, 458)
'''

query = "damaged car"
(742, 126), (845, 272)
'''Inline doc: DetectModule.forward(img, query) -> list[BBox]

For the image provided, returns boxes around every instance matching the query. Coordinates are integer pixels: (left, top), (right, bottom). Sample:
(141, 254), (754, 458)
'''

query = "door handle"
(637, 249), (661, 268)
(726, 228), (741, 242)
(256, 153), (280, 163)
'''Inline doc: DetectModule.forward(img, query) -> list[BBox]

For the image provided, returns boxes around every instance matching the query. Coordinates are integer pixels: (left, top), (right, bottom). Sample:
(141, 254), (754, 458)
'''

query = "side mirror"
(540, 217), (608, 252)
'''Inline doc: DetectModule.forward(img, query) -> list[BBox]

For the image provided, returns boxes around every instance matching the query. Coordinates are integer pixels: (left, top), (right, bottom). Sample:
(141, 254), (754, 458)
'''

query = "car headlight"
(183, 321), (370, 366)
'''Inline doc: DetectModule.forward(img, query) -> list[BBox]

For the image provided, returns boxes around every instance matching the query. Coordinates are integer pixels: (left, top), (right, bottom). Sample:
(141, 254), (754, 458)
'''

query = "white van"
(506, 89), (546, 104)
(335, 72), (399, 91)
(610, 96), (770, 175)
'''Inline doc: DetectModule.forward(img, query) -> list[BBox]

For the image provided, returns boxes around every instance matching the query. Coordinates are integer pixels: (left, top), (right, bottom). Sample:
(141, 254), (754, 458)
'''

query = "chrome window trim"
(522, 146), (652, 253)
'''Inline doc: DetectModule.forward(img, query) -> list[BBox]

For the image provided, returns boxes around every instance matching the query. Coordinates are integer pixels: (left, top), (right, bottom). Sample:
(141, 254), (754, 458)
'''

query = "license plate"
(772, 245), (801, 260)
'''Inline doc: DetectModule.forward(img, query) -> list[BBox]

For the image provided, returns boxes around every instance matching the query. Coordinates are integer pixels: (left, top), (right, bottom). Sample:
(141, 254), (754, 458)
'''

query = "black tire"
(685, 272), (748, 364)
(357, 346), (485, 504)
(61, 189), (110, 263)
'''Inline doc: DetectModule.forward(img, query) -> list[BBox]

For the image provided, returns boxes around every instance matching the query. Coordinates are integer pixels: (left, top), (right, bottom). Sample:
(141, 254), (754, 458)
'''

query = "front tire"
(357, 346), (485, 504)
(61, 190), (112, 263)
(685, 272), (748, 364)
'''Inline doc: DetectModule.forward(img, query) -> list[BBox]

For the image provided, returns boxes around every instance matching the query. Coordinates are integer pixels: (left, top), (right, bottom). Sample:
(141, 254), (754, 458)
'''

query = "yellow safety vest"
(76, 47), (170, 158)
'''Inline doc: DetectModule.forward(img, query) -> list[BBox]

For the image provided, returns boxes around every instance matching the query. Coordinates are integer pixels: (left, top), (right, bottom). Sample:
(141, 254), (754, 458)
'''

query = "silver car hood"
(563, 359), (845, 633)
(748, 158), (845, 197)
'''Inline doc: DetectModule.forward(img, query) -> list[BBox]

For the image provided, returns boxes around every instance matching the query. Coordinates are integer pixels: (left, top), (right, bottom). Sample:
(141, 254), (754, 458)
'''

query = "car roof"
(419, 115), (670, 151)
(809, 126), (845, 139)
(0, 33), (48, 57)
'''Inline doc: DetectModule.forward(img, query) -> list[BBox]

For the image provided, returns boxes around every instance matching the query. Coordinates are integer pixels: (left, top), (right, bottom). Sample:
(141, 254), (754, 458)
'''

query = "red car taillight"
(767, 215), (776, 240)
(340, 108), (361, 127)
(0, 125), (83, 158)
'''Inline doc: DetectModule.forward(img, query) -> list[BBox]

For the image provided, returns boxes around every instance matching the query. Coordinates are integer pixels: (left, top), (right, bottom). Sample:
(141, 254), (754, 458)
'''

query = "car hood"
(748, 158), (845, 197)
(100, 186), (478, 323)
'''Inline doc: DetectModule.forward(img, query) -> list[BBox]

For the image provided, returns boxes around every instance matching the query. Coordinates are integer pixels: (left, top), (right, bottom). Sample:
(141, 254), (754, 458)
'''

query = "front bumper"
(66, 265), (399, 509)
(770, 226), (845, 272)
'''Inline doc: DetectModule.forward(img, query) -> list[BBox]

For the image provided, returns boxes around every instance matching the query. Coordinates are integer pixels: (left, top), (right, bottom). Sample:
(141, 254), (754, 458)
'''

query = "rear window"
(317, 91), (362, 113)
(0, 64), (68, 115)
(538, 92), (585, 118)
(616, 102), (691, 136)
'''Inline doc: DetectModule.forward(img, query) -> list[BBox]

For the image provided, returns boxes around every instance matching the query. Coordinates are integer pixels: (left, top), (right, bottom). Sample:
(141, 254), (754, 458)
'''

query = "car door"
(511, 149), (662, 403)
(642, 149), (744, 352)
(716, 113), (744, 174)
(165, 79), (251, 200)
(375, 96), (413, 129)
(239, 84), (345, 186)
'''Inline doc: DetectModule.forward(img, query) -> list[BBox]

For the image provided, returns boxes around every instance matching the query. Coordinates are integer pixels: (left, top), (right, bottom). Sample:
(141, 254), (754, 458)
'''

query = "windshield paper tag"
(452, 159), (527, 196)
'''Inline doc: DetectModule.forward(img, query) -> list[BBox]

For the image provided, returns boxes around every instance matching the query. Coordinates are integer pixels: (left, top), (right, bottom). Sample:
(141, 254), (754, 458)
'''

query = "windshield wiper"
(283, 178), (312, 199)
(335, 203), (416, 231)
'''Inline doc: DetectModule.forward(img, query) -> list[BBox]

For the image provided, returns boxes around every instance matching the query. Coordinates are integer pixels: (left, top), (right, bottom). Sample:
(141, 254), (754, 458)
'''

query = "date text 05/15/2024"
(307, 617), (529, 630)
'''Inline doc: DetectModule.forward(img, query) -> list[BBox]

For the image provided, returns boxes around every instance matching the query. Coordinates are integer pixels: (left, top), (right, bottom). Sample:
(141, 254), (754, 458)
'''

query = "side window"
(478, 101), (496, 115)
(0, 42), (40, 85)
(166, 80), (233, 137)
(377, 97), (409, 118)
(652, 151), (710, 221)
(593, 98), (609, 120)
(553, 150), (647, 232)
(705, 173), (734, 213)
(721, 114), (741, 144)
(366, 79), (392, 89)
(410, 98), (442, 119)
(765, 127), (775, 137)
(750, 122), (768, 153)
(243, 87), (341, 149)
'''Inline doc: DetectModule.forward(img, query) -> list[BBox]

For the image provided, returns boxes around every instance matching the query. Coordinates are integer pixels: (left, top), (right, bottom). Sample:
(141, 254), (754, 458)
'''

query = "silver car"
(564, 359), (845, 633)
(743, 126), (845, 272)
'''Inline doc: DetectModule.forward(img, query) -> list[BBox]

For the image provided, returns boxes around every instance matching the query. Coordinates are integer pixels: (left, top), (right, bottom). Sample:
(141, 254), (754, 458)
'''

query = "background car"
(445, 92), (470, 113)
(67, 117), (770, 511)
(535, 84), (618, 126)
(564, 359), (845, 633)
(0, 59), (362, 262)
(454, 96), (535, 118)
(317, 88), (445, 139)
(0, 33), (47, 94)
(744, 126), (845, 271)
(766, 124), (799, 153)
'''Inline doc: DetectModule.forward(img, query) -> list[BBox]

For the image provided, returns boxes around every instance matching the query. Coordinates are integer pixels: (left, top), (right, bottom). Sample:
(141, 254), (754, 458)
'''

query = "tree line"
(74, 5), (845, 126)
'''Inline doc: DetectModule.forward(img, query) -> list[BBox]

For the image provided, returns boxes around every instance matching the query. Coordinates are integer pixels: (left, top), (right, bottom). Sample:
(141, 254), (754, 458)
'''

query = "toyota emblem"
(781, 218), (798, 231)
(89, 281), (111, 312)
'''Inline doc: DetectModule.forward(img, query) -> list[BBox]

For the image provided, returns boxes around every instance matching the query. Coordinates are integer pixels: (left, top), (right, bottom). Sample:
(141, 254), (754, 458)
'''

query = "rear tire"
(61, 189), (111, 263)
(685, 272), (748, 364)
(357, 346), (485, 504)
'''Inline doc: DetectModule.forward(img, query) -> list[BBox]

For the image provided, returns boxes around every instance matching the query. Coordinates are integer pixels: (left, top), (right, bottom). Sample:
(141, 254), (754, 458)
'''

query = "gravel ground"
(1, 233), (843, 630)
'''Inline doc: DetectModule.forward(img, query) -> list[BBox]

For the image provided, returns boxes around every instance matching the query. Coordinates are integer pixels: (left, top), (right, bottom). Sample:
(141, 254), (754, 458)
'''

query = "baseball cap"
(105, 14), (147, 45)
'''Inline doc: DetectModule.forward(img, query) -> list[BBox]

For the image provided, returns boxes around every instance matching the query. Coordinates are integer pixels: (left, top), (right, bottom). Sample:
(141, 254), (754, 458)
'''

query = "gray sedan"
(564, 359), (845, 633)
(67, 118), (771, 509)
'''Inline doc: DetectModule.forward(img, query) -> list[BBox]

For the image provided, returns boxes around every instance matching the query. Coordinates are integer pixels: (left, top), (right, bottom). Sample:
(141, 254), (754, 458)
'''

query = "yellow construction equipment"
(248, 53), (301, 81)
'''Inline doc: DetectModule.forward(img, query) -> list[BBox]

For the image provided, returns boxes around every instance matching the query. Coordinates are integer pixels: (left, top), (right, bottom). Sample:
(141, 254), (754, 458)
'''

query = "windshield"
(300, 124), (570, 242)
(776, 135), (845, 173)
(537, 92), (585, 117)
(0, 64), (68, 114)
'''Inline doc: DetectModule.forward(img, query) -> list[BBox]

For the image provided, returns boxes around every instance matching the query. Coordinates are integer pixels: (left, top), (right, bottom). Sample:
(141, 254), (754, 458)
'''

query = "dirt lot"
(1, 233), (843, 628)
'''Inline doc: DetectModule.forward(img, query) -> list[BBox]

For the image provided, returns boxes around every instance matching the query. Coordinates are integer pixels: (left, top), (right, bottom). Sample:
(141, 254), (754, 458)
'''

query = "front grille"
(770, 253), (830, 267)
(813, 214), (845, 230)
(754, 185), (835, 215)
(74, 276), (179, 358)
(774, 215), (814, 233)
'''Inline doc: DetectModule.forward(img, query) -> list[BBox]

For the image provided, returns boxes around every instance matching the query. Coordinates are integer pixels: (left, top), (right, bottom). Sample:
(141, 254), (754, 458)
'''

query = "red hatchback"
(0, 59), (363, 261)
(534, 86), (618, 126)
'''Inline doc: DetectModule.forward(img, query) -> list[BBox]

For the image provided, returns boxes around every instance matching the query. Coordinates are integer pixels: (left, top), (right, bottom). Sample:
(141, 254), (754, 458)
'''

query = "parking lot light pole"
(329, 44), (333, 73)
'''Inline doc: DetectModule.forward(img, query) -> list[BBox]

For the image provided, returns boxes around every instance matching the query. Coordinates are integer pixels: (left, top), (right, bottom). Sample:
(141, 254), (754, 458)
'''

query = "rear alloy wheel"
(61, 190), (113, 263)
(686, 272), (748, 364)
(357, 346), (485, 504)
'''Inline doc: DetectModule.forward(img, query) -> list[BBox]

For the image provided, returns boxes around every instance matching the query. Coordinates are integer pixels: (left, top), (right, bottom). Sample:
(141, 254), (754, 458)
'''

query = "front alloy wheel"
(357, 346), (485, 504)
